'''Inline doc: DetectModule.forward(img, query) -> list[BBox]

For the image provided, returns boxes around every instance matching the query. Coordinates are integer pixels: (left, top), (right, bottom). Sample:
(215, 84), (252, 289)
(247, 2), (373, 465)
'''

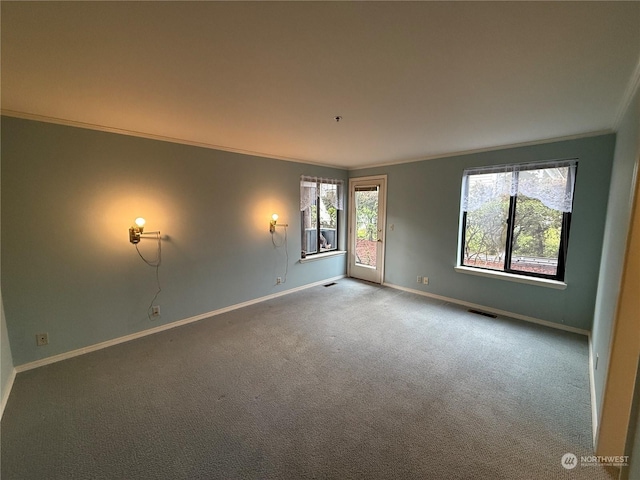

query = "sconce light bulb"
(271, 213), (278, 222)
(135, 217), (146, 228)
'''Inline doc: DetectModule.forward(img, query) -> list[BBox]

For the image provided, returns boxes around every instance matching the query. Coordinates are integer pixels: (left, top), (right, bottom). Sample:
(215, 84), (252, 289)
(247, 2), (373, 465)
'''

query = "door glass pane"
(355, 186), (379, 267)
(463, 172), (511, 271)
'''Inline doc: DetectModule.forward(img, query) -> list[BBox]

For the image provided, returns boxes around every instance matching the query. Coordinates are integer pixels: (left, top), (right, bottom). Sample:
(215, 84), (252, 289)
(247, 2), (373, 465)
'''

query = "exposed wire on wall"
(271, 225), (289, 284)
(135, 232), (162, 319)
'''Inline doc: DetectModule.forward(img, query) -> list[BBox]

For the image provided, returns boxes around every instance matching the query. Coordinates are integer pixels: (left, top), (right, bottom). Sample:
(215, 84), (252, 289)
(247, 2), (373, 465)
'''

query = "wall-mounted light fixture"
(270, 213), (288, 233)
(129, 217), (160, 244)
(128, 217), (162, 319)
(129, 217), (145, 244)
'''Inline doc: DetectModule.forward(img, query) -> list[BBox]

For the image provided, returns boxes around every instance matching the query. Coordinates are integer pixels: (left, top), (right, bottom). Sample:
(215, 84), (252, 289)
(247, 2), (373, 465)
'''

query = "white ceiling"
(2, 2), (639, 169)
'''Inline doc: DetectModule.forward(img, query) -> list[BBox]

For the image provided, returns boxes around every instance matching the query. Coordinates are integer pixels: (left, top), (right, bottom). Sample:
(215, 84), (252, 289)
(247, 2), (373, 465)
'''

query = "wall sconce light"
(129, 217), (145, 244)
(270, 213), (288, 233)
(129, 217), (160, 244)
(128, 217), (162, 319)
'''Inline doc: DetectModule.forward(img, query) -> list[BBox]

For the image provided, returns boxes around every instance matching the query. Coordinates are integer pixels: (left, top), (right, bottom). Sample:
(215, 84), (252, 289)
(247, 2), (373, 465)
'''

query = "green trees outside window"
(460, 160), (577, 280)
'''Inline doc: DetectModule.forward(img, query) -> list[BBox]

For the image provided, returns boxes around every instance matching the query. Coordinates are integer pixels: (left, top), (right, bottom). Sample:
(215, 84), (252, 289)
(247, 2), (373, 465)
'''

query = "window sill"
(454, 266), (567, 290)
(300, 250), (347, 263)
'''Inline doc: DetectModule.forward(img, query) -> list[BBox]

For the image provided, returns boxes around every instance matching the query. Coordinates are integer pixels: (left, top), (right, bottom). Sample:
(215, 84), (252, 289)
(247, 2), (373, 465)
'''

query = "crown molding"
(348, 130), (615, 171)
(613, 54), (640, 130)
(0, 109), (347, 171)
(1, 109), (616, 173)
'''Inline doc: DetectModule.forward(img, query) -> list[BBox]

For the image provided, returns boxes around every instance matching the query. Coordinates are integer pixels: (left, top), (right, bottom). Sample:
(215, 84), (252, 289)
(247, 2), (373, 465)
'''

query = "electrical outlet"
(417, 276), (422, 283)
(276, 277), (282, 285)
(151, 305), (160, 317)
(36, 333), (48, 346)
(423, 277), (429, 285)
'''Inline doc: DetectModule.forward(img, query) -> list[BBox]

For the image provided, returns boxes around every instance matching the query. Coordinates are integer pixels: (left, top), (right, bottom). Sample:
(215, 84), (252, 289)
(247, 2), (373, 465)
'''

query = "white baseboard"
(382, 282), (590, 336)
(15, 275), (346, 373)
(1, 367), (17, 419)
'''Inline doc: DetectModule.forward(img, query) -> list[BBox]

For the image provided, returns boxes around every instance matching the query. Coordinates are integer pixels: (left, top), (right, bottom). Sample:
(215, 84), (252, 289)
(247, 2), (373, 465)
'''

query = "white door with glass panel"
(348, 175), (387, 284)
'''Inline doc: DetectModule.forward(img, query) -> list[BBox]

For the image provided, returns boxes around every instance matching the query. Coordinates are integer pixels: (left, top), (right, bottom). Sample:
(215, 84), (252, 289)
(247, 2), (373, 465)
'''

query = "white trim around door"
(348, 175), (388, 284)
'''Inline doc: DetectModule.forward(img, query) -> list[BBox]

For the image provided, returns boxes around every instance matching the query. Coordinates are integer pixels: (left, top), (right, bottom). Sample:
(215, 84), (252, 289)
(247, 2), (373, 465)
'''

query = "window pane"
(301, 191), (318, 254)
(459, 162), (575, 280)
(319, 183), (338, 252)
(462, 173), (511, 271)
(516, 166), (572, 212)
(509, 195), (562, 276)
(355, 187), (378, 267)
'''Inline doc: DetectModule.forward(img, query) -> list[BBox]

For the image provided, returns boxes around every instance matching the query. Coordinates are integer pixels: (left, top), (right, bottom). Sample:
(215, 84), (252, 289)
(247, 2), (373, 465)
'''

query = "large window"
(459, 159), (577, 281)
(300, 176), (343, 257)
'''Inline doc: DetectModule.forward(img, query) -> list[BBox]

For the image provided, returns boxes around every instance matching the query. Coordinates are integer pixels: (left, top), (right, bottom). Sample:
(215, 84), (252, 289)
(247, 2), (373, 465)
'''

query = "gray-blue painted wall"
(1, 117), (619, 368)
(1, 135), (16, 409)
(354, 134), (616, 331)
(592, 88), (640, 429)
(1, 117), (348, 365)
(1, 293), (14, 410)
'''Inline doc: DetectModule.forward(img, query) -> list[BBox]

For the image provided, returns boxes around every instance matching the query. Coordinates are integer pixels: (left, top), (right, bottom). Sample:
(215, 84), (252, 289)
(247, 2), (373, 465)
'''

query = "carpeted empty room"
(3, 3), (640, 478)
(1, 280), (618, 479)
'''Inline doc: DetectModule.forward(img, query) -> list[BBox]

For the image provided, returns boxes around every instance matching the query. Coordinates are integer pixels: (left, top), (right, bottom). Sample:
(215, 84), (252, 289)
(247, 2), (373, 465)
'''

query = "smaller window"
(459, 159), (577, 281)
(300, 176), (343, 257)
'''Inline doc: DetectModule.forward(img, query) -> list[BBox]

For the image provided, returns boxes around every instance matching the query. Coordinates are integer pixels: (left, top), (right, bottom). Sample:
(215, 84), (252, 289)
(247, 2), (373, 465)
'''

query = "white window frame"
(300, 176), (344, 258)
